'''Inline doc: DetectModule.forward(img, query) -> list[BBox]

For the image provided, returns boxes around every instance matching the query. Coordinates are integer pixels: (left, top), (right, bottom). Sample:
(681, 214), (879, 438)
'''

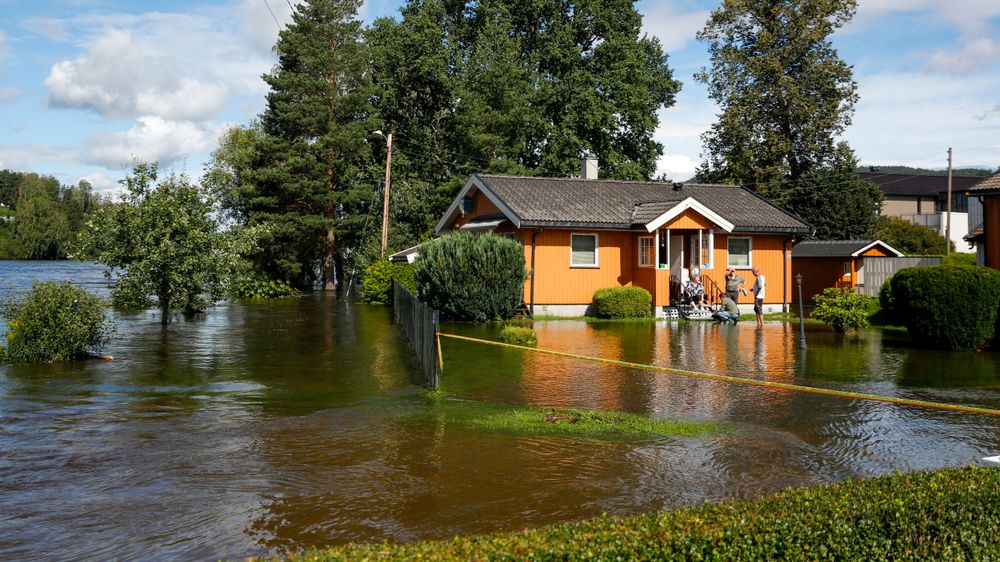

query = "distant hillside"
(856, 165), (996, 178)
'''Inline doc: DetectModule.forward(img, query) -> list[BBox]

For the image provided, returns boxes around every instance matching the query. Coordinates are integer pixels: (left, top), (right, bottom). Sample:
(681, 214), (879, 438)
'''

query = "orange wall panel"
(791, 257), (851, 302)
(986, 196), (1000, 269)
(861, 246), (891, 257)
(526, 229), (637, 304)
(453, 189), (503, 228)
(663, 209), (716, 230)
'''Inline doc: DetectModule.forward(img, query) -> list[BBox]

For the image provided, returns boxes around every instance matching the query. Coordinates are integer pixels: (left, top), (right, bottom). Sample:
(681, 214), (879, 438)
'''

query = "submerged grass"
(271, 466), (1000, 561)
(420, 392), (721, 439)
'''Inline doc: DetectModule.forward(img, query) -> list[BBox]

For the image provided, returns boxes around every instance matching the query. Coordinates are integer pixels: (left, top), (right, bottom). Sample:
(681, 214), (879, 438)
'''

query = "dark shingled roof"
(967, 171), (1000, 194)
(792, 240), (896, 258)
(472, 174), (811, 234)
(857, 172), (984, 196)
(965, 224), (985, 242)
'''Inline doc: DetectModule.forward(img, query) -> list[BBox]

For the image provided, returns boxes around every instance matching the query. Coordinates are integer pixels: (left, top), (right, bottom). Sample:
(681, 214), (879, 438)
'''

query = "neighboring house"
(790, 240), (903, 302)
(434, 159), (812, 317)
(858, 171), (983, 251)
(964, 171), (1000, 269)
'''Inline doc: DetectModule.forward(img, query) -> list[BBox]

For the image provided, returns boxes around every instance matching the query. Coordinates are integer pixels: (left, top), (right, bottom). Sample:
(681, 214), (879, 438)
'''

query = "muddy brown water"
(2, 261), (999, 560)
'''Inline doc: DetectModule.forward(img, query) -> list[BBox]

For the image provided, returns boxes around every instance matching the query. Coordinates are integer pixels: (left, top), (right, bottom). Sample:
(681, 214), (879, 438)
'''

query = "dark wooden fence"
(859, 257), (943, 297)
(392, 280), (440, 389)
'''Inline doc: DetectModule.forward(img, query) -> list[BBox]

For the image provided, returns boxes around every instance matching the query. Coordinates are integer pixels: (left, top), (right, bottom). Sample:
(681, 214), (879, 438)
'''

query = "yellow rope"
(438, 332), (1000, 418)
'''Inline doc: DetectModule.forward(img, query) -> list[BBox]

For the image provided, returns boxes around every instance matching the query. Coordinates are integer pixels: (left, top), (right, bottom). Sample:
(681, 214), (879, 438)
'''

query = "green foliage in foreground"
(280, 466), (1000, 561)
(415, 233), (526, 321)
(591, 286), (652, 319)
(875, 216), (952, 256)
(0, 281), (114, 363)
(811, 287), (873, 332)
(498, 325), (537, 346)
(361, 260), (415, 305)
(888, 265), (1000, 350)
(230, 276), (299, 300)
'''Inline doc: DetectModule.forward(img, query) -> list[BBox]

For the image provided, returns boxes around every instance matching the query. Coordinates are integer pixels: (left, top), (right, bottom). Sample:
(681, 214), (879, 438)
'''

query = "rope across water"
(437, 332), (1000, 418)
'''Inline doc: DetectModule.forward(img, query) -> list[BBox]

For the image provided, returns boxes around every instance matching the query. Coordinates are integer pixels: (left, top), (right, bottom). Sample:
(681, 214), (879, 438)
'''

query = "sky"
(0, 0), (998, 194)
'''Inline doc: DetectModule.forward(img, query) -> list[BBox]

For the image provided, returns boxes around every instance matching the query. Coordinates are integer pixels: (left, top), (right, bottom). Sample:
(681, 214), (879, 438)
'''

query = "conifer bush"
(413, 233), (526, 321)
(1, 281), (114, 363)
(361, 260), (415, 305)
(888, 265), (1000, 350)
(591, 287), (652, 319)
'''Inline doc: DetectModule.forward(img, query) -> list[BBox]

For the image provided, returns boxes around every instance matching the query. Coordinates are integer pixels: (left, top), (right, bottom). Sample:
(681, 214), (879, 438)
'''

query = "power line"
(262, 0), (280, 28)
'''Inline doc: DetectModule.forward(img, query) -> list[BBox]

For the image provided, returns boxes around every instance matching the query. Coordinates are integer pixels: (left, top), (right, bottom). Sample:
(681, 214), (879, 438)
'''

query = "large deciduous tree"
(86, 163), (234, 323)
(696, 0), (859, 190)
(252, 0), (375, 290)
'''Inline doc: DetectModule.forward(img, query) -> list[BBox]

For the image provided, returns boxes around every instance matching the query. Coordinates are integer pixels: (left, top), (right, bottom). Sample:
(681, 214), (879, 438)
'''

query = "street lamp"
(374, 130), (393, 258)
(795, 273), (807, 348)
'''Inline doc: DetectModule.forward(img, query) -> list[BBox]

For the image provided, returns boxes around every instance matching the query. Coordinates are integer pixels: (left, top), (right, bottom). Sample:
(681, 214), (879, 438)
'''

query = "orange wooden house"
(965, 171), (1000, 269)
(434, 164), (813, 317)
(790, 240), (903, 302)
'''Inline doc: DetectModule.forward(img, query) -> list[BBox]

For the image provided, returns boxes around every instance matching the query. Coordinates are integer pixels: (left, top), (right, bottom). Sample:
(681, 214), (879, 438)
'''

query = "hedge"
(812, 287), (873, 332)
(887, 265), (1000, 350)
(592, 286), (652, 319)
(280, 466), (1000, 561)
(361, 260), (415, 305)
(499, 325), (537, 346)
(414, 233), (526, 321)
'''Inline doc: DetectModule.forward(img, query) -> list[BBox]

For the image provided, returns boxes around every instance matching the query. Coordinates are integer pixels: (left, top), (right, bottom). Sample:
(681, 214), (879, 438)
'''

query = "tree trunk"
(324, 221), (336, 291)
(159, 290), (170, 325)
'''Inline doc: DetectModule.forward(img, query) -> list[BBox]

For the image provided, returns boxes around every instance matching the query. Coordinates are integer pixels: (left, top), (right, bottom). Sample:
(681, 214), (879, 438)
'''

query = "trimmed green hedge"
(282, 466), (1000, 561)
(361, 260), (415, 305)
(414, 233), (526, 321)
(592, 286), (652, 319)
(887, 265), (1000, 350)
(812, 287), (873, 332)
(499, 325), (537, 346)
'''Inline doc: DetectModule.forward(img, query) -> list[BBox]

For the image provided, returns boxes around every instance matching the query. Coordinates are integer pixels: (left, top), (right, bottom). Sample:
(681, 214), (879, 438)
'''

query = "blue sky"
(0, 0), (998, 193)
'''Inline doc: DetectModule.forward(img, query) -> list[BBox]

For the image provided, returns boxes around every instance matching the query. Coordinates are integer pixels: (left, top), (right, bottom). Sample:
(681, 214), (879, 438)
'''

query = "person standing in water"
(751, 266), (766, 327)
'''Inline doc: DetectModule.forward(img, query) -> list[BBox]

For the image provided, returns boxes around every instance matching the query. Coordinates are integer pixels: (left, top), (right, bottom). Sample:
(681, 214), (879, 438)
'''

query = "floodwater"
(1, 261), (999, 561)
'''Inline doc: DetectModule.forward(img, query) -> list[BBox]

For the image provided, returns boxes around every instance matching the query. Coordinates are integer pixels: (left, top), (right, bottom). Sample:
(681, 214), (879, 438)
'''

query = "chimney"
(581, 153), (599, 180)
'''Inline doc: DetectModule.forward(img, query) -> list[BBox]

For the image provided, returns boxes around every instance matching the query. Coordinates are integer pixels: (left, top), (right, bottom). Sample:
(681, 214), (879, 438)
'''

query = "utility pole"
(381, 132), (393, 258)
(946, 147), (953, 257)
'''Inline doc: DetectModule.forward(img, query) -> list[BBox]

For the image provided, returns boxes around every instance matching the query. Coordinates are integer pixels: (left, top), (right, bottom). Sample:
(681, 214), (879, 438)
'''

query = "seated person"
(686, 274), (705, 309)
(713, 293), (740, 323)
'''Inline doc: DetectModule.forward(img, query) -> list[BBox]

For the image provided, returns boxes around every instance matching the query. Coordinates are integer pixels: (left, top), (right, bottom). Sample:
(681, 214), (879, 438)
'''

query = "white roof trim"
(644, 197), (735, 233)
(433, 175), (522, 234)
(851, 240), (904, 258)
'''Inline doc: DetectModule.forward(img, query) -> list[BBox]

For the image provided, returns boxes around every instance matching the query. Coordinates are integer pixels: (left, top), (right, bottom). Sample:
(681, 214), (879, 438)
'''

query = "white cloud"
(83, 116), (225, 169)
(0, 88), (17, 103)
(45, 11), (276, 122)
(76, 171), (119, 193)
(926, 38), (1000, 75)
(240, 0), (296, 53)
(0, 144), (81, 171)
(0, 31), (8, 58)
(640, 2), (710, 52)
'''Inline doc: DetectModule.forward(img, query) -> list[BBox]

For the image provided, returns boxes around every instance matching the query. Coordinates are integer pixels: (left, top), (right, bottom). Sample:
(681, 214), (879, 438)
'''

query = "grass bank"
(420, 392), (721, 439)
(272, 466), (1000, 561)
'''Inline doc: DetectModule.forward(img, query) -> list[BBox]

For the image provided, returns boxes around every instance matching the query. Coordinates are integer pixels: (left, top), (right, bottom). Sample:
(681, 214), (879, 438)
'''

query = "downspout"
(530, 228), (541, 317)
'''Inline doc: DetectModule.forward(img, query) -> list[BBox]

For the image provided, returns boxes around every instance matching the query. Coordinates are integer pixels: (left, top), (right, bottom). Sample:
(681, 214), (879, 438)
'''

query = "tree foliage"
(696, 0), (859, 188)
(875, 216), (953, 255)
(84, 163), (243, 323)
(0, 281), (114, 364)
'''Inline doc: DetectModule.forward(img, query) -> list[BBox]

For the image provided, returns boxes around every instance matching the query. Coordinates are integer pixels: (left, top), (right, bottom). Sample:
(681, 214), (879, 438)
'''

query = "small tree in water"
(85, 162), (235, 323)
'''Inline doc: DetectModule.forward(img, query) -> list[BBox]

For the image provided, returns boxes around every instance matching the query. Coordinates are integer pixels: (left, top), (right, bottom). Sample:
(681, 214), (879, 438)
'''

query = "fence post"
(390, 281), (441, 390)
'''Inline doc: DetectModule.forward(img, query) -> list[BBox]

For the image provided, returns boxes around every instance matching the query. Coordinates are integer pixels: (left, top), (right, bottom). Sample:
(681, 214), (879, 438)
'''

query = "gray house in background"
(857, 172), (983, 252)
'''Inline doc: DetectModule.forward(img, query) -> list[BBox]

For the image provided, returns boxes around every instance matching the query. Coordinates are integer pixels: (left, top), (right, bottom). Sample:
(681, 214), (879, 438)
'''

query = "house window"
(727, 237), (752, 268)
(843, 261), (851, 276)
(700, 230), (714, 270)
(638, 236), (654, 267)
(571, 233), (599, 267)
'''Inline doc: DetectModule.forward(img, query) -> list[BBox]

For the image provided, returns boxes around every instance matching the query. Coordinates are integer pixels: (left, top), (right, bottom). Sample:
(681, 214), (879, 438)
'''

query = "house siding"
(985, 196), (1000, 269)
(453, 189), (504, 228)
(524, 229), (636, 305)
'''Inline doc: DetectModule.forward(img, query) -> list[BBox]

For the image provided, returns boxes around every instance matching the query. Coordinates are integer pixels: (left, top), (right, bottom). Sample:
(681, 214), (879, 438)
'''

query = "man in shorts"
(751, 266), (765, 327)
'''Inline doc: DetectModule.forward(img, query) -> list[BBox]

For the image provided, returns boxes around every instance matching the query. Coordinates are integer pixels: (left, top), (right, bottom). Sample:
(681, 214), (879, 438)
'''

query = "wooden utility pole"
(381, 132), (393, 257)
(946, 147), (953, 257)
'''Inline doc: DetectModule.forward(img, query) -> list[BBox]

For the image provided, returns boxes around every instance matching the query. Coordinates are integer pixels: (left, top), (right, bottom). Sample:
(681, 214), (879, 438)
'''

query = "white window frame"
(638, 236), (654, 267)
(699, 229), (715, 270)
(843, 261), (851, 276)
(570, 233), (599, 268)
(727, 236), (753, 269)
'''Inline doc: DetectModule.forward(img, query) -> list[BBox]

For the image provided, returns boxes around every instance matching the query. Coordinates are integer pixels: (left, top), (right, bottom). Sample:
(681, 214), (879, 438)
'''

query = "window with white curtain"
(571, 233), (599, 267)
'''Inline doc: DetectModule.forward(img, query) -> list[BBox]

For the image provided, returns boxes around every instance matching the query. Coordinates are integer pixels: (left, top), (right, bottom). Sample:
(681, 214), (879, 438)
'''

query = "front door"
(670, 234), (685, 302)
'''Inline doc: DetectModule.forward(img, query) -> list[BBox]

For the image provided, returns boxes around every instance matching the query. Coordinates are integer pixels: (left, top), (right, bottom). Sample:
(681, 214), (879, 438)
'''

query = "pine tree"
(252, 0), (375, 289)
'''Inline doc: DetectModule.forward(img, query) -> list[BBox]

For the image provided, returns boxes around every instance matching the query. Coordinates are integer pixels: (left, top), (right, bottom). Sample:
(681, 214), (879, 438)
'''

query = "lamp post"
(796, 273), (807, 348)
(374, 130), (393, 258)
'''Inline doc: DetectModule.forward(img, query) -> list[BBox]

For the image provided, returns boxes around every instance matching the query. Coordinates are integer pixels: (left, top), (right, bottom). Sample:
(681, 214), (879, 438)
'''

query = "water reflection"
(2, 262), (1000, 560)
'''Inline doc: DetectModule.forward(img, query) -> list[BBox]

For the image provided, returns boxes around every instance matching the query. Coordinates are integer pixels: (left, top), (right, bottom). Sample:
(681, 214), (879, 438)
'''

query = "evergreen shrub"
(591, 286), (652, 319)
(291, 466), (1000, 561)
(499, 325), (537, 346)
(230, 275), (299, 300)
(361, 260), (415, 304)
(414, 233), (526, 322)
(888, 265), (1000, 350)
(812, 287), (873, 332)
(1, 281), (114, 363)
